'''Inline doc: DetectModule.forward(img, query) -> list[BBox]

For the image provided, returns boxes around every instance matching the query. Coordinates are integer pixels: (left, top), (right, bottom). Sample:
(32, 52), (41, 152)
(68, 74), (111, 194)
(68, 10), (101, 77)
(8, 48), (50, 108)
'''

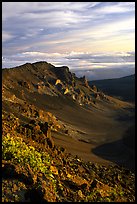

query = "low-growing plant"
(2, 133), (50, 174)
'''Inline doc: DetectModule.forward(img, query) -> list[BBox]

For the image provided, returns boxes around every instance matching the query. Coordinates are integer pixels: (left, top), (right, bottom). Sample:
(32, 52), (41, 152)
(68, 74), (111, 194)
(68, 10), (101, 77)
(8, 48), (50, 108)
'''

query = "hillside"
(89, 74), (135, 102)
(2, 61), (135, 202)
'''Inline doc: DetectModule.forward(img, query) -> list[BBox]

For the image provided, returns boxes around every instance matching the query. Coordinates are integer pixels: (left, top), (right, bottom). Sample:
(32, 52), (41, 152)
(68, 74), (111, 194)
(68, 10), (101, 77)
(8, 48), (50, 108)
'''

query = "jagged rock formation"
(2, 61), (134, 148)
(2, 61), (111, 111)
(2, 61), (134, 141)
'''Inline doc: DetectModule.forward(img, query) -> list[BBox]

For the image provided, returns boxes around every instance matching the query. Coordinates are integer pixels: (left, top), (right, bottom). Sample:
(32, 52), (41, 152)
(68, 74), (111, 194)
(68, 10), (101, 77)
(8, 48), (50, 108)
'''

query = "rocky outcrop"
(64, 88), (69, 95)
(18, 80), (30, 89)
(94, 93), (100, 100)
(91, 85), (98, 92)
(55, 79), (62, 85)
(80, 76), (90, 88)
(2, 61), (112, 109)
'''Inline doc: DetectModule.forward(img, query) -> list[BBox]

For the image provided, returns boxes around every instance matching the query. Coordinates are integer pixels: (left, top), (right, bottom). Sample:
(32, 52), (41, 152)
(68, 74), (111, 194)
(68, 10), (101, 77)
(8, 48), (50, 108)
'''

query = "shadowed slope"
(89, 75), (135, 102)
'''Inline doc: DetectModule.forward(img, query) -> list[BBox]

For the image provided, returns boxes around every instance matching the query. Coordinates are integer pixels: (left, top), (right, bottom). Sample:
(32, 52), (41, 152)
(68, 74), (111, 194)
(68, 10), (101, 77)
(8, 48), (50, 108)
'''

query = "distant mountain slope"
(4, 61), (128, 114)
(89, 75), (135, 102)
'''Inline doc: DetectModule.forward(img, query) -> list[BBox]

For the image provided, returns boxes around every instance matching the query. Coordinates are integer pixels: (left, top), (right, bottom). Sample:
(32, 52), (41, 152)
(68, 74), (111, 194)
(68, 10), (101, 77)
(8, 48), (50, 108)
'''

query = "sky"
(2, 2), (135, 80)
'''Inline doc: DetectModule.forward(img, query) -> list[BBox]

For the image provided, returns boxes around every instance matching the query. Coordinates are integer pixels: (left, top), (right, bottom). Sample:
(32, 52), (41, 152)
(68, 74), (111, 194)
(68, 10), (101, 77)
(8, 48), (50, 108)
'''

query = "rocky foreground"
(2, 111), (135, 202)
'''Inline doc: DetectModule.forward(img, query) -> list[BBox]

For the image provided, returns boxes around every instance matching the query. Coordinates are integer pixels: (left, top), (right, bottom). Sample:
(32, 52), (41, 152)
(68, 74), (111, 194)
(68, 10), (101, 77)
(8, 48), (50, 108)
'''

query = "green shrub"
(2, 133), (50, 174)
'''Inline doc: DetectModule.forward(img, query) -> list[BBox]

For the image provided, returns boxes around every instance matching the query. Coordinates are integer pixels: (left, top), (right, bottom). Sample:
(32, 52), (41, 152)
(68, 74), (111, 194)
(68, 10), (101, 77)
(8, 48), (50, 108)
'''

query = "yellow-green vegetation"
(2, 133), (58, 201)
(86, 187), (124, 202)
(2, 132), (135, 202)
(2, 133), (51, 174)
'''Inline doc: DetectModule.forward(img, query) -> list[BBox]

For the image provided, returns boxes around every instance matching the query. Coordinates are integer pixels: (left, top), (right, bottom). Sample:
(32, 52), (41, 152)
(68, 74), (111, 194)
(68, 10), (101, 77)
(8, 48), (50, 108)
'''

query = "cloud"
(2, 2), (135, 80)
(2, 51), (135, 80)
(2, 31), (15, 42)
(93, 2), (135, 14)
(66, 51), (135, 64)
(75, 65), (135, 81)
(3, 51), (135, 64)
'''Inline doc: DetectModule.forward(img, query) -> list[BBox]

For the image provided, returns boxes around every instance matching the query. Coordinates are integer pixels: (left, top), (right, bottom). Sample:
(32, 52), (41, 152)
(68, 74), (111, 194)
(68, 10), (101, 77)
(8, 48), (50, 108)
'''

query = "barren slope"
(2, 62), (135, 170)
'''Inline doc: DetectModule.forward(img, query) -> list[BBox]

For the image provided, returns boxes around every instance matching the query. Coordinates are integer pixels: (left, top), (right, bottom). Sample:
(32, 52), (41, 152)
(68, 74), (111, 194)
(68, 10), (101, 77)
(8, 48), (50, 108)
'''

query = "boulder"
(46, 137), (54, 149)
(18, 80), (30, 89)
(64, 88), (69, 95)
(94, 93), (100, 100)
(39, 122), (51, 137)
(55, 79), (62, 85)
(91, 85), (98, 92)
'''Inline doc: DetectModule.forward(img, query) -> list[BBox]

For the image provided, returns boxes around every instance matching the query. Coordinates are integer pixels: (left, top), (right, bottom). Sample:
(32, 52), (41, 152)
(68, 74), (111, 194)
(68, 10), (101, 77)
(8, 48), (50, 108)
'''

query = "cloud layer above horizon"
(2, 2), (135, 80)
